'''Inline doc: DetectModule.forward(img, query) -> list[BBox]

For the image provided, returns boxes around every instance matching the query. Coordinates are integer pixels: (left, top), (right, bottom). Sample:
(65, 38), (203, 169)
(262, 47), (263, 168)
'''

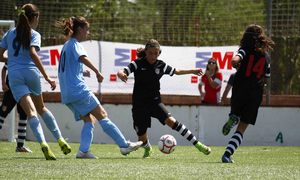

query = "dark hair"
(240, 24), (275, 54)
(137, 39), (161, 58)
(56, 16), (89, 37)
(15, 3), (39, 49)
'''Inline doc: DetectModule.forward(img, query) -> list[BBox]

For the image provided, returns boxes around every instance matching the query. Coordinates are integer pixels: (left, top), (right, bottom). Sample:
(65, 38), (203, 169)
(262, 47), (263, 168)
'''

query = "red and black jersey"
(234, 47), (270, 90)
(124, 57), (175, 105)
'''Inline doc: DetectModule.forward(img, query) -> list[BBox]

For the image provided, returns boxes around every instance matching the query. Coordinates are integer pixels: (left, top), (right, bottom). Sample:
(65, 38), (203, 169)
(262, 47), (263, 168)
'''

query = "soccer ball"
(158, 134), (177, 154)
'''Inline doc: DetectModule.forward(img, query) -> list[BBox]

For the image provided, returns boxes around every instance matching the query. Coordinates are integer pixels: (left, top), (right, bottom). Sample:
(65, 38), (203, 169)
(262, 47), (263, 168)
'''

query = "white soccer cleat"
(120, 141), (143, 156)
(76, 151), (98, 159)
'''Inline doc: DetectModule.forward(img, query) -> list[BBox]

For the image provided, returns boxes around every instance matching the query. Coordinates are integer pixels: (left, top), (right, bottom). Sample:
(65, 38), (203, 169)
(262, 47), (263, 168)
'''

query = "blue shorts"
(66, 92), (100, 121)
(8, 68), (41, 102)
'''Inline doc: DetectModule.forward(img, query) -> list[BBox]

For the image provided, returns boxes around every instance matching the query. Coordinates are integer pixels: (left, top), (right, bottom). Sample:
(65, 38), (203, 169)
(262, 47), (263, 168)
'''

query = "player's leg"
(222, 114), (240, 136)
(15, 103), (32, 153)
(64, 102), (96, 159)
(222, 122), (248, 163)
(77, 114), (98, 159)
(154, 102), (211, 155)
(32, 94), (71, 155)
(165, 117), (211, 155)
(19, 94), (56, 160)
(139, 133), (153, 158)
(91, 104), (142, 156)
(0, 89), (17, 130)
(222, 91), (262, 163)
(222, 89), (241, 136)
(8, 70), (55, 160)
(132, 105), (152, 158)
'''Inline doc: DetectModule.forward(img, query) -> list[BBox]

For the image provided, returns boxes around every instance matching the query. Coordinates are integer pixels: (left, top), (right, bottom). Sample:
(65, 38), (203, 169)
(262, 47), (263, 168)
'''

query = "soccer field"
(0, 142), (299, 179)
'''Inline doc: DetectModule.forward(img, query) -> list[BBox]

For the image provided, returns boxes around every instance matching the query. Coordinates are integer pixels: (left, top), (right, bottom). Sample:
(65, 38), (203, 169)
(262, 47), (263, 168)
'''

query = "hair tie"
(17, 9), (26, 16)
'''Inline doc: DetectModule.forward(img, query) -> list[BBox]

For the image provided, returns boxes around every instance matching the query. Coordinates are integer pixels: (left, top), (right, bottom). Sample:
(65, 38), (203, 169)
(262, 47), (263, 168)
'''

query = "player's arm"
(231, 55), (241, 69)
(198, 82), (205, 101)
(1, 65), (9, 92)
(221, 84), (232, 105)
(79, 55), (103, 83)
(0, 48), (8, 63)
(117, 61), (138, 83)
(174, 69), (203, 76)
(117, 69), (128, 82)
(30, 46), (56, 90)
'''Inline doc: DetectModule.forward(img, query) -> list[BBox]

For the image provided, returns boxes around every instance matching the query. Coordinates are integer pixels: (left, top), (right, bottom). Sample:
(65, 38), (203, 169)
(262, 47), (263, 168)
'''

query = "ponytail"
(56, 16), (89, 38)
(15, 4), (39, 49)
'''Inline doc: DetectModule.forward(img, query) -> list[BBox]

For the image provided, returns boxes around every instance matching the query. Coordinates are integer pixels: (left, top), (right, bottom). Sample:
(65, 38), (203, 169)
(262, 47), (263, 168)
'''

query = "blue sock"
(28, 116), (46, 143)
(79, 122), (94, 153)
(41, 111), (62, 140)
(98, 118), (128, 148)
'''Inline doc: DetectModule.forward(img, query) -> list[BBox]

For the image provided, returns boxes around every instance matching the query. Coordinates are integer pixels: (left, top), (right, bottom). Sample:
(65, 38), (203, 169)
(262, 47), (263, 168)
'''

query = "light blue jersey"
(58, 38), (91, 104)
(0, 28), (40, 72)
(0, 28), (42, 102)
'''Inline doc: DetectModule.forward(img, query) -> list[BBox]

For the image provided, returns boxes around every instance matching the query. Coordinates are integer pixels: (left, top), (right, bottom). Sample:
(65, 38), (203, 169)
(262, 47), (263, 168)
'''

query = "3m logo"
(38, 49), (60, 66)
(115, 48), (137, 66)
(195, 51), (234, 70)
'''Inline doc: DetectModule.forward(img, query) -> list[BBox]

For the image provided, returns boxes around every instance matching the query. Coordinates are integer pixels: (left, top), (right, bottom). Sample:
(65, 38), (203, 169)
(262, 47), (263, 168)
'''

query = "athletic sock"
(28, 116), (46, 143)
(224, 131), (243, 157)
(17, 119), (27, 147)
(41, 111), (62, 140)
(172, 121), (198, 145)
(79, 122), (94, 153)
(98, 118), (128, 148)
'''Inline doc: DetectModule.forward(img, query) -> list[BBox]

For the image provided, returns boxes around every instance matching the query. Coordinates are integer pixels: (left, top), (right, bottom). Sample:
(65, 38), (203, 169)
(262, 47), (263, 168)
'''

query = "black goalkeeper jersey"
(124, 57), (175, 105)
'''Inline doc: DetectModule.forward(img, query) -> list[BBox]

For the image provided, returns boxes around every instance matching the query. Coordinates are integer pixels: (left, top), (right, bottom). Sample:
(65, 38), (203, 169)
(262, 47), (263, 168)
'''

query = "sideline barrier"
(17, 103), (299, 146)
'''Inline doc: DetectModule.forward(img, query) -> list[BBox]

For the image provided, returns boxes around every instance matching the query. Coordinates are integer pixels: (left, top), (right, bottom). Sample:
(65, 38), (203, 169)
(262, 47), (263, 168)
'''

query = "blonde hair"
(206, 57), (220, 72)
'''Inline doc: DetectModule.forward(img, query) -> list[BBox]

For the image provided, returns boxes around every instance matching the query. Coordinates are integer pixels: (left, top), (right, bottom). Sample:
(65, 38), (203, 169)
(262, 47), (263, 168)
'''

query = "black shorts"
(230, 86), (263, 125)
(1, 89), (27, 120)
(132, 100), (171, 136)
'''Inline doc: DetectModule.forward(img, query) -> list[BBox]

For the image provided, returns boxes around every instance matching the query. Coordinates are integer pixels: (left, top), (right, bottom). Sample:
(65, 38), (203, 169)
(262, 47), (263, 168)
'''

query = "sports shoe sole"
(16, 147), (33, 153)
(222, 117), (239, 136)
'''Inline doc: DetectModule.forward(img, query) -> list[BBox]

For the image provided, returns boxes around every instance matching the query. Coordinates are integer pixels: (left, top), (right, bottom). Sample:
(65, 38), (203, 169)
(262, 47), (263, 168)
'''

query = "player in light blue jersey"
(57, 16), (142, 159)
(0, 3), (71, 160)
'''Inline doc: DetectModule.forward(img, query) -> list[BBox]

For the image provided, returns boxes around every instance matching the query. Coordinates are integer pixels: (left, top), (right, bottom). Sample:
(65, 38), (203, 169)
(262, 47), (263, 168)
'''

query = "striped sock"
(0, 116), (4, 129)
(172, 121), (198, 145)
(224, 131), (243, 157)
(17, 119), (27, 147)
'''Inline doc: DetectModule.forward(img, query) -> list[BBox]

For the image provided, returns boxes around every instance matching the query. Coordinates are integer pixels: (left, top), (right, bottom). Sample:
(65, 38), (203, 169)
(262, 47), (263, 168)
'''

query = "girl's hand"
(117, 70), (128, 82)
(96, 73), (104, 83)
(194, 69), (203, 76)
(45, 77), (56, 90)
